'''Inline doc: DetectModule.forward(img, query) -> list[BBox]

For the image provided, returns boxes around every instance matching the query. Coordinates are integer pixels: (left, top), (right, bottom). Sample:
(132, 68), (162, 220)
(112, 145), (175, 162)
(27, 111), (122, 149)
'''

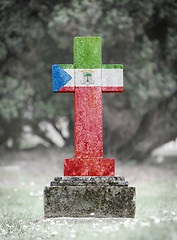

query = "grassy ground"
(0, 148), (177, 240)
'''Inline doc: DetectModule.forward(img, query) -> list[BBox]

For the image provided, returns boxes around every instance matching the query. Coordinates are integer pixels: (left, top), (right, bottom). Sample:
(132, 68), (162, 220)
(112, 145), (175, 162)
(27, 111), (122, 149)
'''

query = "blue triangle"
(52, 65), (72, 92)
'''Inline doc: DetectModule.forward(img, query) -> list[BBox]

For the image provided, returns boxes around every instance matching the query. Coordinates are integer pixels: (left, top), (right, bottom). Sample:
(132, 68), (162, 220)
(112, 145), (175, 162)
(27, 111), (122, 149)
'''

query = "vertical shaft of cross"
(74, 87), (103, 158)
(74, 37), (103, 159)
(64, 37), (115, 176)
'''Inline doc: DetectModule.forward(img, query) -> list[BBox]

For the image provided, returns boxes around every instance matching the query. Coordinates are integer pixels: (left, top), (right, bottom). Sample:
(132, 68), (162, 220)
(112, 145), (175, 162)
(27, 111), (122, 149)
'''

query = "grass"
(0, 147), (177, 239)
(0, 179), (177, 240)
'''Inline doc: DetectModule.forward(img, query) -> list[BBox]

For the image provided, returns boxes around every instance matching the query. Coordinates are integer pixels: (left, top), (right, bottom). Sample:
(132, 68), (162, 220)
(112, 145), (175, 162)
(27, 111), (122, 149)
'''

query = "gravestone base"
(44, 177), (136, 218)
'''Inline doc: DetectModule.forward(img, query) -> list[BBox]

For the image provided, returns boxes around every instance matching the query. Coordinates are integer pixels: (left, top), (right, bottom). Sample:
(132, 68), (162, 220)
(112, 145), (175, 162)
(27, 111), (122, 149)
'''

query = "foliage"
(0, 0), (176, 159)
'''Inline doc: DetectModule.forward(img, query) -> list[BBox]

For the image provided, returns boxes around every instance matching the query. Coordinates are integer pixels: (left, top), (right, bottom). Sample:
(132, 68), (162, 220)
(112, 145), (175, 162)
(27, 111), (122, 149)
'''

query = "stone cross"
(52, 37), (123, 176)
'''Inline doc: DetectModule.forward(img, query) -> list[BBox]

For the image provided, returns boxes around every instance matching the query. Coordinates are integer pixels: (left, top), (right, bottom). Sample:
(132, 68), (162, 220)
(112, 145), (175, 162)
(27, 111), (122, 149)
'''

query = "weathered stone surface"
(51, 176), (128, 186)
(44, 176), (136, 218)
(48, 37), (135, 218)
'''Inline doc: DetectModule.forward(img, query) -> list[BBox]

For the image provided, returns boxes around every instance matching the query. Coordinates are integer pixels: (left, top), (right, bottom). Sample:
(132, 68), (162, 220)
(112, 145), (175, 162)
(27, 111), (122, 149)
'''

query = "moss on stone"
(44, 178), (136, 218)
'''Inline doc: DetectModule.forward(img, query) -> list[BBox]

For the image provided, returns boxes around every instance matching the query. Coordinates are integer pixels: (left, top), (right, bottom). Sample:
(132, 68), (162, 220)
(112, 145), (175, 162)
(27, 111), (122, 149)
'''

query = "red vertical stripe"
(74, 87), (103, 159)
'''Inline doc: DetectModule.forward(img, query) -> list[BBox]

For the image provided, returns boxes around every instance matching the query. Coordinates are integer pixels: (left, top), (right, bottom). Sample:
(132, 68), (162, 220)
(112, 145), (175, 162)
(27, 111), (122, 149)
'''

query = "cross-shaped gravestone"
(44, 37), (135, 219)
(52, 37), (123, 176)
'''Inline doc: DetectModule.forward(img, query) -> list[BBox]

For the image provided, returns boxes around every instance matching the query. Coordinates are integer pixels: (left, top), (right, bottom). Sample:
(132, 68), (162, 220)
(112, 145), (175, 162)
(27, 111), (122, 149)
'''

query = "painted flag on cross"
(52, 65), (72, 93)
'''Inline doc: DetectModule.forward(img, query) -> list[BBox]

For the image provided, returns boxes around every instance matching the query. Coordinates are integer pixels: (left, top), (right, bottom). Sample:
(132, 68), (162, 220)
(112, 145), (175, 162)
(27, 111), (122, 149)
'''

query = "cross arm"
(52, 64), (75, 93)
(101, 64), (123, 93)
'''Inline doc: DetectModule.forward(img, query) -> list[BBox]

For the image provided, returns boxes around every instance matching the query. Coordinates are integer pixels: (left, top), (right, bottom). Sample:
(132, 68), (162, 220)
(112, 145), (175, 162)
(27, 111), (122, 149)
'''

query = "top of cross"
(52, 37), (123, 93)
(74, 37), (102, 69)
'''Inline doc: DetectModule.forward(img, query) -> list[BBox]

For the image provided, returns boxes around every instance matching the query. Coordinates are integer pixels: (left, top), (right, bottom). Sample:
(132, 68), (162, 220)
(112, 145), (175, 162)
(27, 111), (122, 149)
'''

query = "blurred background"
(0, 0), (177, 164)
(1, 2), (177, 238)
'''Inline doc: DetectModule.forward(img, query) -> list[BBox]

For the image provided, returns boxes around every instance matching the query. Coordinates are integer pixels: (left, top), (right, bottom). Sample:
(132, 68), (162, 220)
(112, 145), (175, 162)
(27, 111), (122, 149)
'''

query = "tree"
(0, 0), (176, 161)
(84, 73), (92, 83)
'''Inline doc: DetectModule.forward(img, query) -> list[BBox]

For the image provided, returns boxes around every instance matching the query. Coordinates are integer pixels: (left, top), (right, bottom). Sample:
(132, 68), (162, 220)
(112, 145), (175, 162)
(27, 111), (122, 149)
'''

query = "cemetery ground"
(0, 147), (177, 240)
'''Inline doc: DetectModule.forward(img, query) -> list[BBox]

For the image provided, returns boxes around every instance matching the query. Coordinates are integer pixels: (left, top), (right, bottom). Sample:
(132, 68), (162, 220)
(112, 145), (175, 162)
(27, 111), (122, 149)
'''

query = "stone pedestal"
(44, 176), (136, 218)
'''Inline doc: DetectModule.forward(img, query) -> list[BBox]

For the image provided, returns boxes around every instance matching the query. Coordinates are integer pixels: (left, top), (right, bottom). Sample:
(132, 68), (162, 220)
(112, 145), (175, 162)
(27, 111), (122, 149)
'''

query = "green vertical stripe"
(74, 37), (102, 69)
(102, 64), (123, 69)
